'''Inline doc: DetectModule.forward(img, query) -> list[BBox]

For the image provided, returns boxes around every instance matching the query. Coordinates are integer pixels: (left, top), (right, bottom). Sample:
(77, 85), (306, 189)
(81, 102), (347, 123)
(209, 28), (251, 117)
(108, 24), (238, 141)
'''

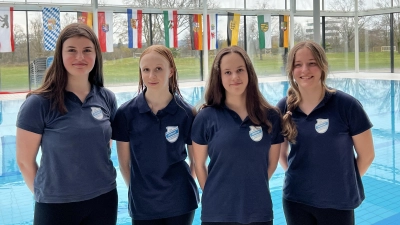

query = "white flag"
(0, 7), (14, 52)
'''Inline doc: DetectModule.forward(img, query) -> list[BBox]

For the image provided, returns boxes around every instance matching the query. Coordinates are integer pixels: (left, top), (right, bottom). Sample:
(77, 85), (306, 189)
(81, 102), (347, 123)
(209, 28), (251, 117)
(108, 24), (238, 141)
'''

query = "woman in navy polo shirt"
(16, 23), (118, 225)
(191, 46), (283, 225)
(277, 40), (375, 225)
(112, 45), (199, 225)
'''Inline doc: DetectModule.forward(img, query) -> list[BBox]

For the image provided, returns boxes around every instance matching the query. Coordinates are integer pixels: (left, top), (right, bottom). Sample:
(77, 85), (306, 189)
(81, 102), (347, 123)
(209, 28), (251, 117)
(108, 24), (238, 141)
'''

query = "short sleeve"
(268, 109), (284, 145)
(276, 97), (287, 115)
(191, 109), (209, 145)
(111, 105), (130, 142)
(16, 95), (47, 134)
(347, 98), (373, 136)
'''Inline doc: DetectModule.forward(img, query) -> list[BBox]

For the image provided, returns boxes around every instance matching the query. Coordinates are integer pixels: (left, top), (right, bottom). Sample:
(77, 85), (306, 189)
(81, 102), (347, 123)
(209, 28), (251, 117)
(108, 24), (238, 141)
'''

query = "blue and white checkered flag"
(42, 7), (60, 51)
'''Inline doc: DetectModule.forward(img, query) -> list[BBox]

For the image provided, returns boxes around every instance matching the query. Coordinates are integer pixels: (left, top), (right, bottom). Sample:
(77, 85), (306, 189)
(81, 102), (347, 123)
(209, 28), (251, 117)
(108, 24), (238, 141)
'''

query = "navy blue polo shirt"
(277, 90), (373, 210)
(191, 105), (284, 224)
(111, 91), (199, 220)
(16, 85), (117, 203)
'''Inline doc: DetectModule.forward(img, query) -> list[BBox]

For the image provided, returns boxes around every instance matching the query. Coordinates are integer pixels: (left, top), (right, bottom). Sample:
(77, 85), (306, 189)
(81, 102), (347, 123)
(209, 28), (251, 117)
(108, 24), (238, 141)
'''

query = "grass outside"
(0, 52), (399, 92)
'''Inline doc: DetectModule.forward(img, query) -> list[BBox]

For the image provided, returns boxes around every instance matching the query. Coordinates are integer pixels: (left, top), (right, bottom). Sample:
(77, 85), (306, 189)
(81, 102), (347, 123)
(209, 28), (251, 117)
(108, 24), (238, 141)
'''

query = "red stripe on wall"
(173, 10), (178, 48)
(207, 14), (210, 50)
(193, 15), (199, 50)
(98, 12), (106, 52)
(10, 7), (14, 52)
(137, 10), (142, 48)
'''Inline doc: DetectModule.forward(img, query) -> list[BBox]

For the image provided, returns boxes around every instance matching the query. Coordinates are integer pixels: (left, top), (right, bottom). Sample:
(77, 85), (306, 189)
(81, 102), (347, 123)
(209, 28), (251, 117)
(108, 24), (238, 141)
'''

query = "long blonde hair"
(282, 40), (334, 143)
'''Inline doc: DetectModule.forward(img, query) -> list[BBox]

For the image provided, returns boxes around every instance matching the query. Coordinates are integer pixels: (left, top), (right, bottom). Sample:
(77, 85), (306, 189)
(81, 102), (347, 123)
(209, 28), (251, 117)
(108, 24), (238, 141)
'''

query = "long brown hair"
(282, 40), (334, 143)
(202, 46), (277, 132)
(138, 45), (182, 98)
(28, 23), (103, 114)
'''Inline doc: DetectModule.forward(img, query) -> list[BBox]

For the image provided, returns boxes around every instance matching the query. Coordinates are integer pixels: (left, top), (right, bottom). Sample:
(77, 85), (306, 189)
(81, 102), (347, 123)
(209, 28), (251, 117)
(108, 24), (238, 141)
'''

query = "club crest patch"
(315, 119), (329, 133)
(165, 126), (179, 143)
(249, 126), (263, 142)
(91, 107), (104, 120)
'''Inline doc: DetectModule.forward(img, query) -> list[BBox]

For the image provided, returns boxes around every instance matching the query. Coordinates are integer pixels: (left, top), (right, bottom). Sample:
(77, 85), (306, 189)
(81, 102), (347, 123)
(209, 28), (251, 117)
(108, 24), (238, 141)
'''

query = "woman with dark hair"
(16, 23), (118, 225)
(191, 46), (283, 225)
(277, 40), (375, 225)
(112, 45), (199, 225)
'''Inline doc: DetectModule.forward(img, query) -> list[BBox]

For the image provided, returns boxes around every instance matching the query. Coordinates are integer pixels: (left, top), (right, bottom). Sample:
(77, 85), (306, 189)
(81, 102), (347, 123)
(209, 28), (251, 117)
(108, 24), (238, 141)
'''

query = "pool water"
(0, 78), (399, 225)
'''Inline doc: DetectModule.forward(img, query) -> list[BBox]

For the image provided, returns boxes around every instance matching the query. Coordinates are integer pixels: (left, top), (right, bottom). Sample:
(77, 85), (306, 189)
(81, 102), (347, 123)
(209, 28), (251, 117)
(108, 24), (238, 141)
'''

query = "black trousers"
(283, 198), (355, 225)
(34, 188), (118, 225)
(202, 221), (273, 225)
(133, 210), (195, 225)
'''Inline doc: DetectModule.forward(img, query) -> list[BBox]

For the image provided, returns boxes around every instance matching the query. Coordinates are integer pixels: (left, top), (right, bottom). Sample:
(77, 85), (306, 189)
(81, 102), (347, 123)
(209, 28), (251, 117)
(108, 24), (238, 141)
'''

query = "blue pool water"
(0, 78), (399, 225)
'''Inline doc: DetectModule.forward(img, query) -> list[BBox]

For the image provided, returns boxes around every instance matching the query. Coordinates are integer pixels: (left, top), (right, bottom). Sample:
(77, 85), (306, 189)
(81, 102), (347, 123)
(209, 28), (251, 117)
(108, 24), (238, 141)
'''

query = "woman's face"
(219, 53), (249, 99)
(139, 51), (173, 92)
(292, 47), (322, 91)
(62, 36), (96, 79)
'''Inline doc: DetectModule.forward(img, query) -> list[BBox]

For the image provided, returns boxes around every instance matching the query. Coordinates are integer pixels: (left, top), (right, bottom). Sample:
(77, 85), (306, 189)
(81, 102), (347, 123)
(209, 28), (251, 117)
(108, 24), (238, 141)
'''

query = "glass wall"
(246, 15), (282, 77)
(396, 13), (400, 72)
(359, 15), (391, 72)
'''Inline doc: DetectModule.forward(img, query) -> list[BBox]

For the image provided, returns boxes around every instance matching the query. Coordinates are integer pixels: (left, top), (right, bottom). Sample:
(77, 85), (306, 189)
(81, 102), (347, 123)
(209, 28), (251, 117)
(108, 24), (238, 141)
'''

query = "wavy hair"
(282, 40), (334, 143)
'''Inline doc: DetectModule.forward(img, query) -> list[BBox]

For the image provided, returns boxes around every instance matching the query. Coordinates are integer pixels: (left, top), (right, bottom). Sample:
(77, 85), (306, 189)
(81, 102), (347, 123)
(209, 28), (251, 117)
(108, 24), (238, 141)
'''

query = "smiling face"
(220, 52), (249, 98)
(62, 36), (96, 80)
(139, 51), (173, 93)
(292, 47), (322, 91)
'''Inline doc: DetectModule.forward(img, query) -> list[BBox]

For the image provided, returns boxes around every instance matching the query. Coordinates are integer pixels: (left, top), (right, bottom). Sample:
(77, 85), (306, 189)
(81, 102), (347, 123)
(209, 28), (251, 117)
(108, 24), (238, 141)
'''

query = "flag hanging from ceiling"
(227, 12), (240, 46)
(279, 15), (289, 48)
(163, 10), (178, 48)
(207, 13), (217, 50)
(77, 11), (93, 28)
(42, 7), (60, 51)
(0, 7), (14, 52)
(127, 9), (142, 49)
(189, 14), (202, 50)
(98, 11), (113, 52)
(258, 14), (271, 49)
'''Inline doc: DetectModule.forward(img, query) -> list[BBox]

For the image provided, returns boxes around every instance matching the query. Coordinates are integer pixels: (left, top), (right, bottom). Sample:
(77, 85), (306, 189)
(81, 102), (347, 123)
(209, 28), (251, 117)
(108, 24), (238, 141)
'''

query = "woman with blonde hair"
(277, 40), (375, 225)
(16, 23), (118, 225)
(192, 46), (283, 225)
(112, 45), (199, 225)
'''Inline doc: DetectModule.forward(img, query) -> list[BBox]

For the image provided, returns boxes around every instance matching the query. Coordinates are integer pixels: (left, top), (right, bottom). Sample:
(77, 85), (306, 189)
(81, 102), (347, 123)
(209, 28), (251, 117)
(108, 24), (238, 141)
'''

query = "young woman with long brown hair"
(16, 23), (118, 225)
(192, 46), (283, 225)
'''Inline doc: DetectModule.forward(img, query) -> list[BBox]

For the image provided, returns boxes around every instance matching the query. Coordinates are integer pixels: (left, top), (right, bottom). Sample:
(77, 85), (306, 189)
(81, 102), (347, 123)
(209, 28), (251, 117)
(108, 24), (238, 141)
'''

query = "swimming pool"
(0, 78), (399, 225)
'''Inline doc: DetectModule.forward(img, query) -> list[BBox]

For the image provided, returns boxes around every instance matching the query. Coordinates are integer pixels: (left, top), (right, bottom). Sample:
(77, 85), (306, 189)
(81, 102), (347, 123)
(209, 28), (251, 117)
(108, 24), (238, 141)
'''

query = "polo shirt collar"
(294, 88), (334, 113)
(137, 89), (179, 115)
(65, 84), (96, 101)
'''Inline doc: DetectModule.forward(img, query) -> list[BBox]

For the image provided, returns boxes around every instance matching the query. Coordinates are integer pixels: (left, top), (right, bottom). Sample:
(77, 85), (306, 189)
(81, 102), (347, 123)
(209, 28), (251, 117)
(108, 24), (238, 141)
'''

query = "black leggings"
(283, 198), (355, 225)
(34, 189), (118, 225)
(202, 222), (273, 225)
(133, 210), (195, 225)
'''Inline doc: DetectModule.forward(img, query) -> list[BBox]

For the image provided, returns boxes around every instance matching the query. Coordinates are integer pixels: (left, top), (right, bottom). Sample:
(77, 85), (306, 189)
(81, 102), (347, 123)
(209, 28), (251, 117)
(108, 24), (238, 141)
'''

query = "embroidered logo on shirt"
(315, 118), (329, 133)
(249, 126), (263, 142)
(91, 107), (104, 120)
(165, 126), (179, 143)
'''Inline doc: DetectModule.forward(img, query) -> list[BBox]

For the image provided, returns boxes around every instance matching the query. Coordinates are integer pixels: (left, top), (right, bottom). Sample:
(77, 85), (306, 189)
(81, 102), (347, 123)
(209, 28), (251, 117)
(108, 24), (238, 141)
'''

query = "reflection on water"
(0, 78), (399, 225)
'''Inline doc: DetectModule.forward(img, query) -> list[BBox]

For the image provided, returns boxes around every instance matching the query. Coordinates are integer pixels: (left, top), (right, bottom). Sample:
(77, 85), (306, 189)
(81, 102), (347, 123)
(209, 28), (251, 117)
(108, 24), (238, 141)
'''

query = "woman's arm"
(187, 144), (196, 178)
(116, 141), (131, 187)
(279, 138), (289, 171)
(353, 129), (375, 176)
(268, 143), (281, 180)
(16, 128), (41, 194)
(192, 141), (208, 190)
